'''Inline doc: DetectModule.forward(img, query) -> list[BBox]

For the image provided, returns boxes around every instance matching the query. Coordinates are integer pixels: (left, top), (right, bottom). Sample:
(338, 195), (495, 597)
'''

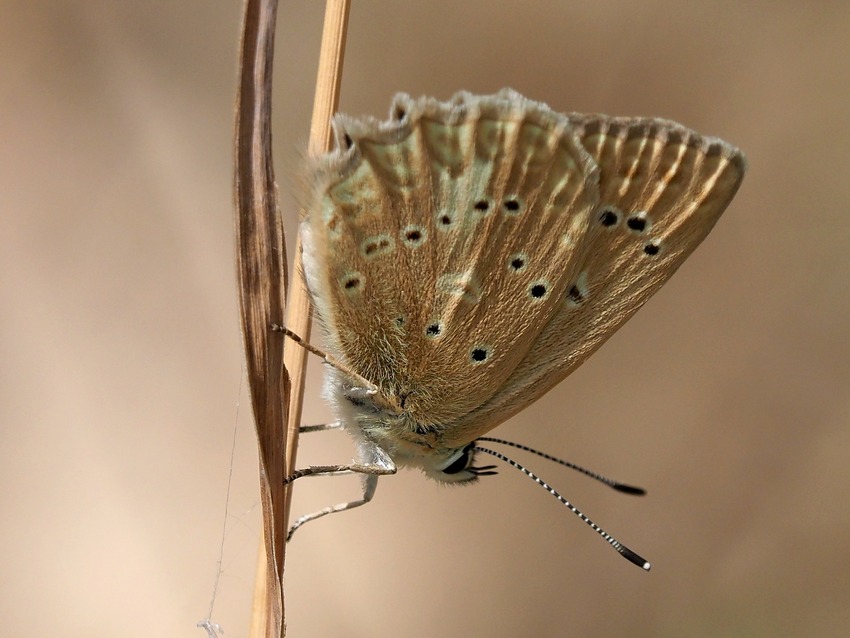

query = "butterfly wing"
(302, 90), (601, 428)
(448, 112), (746, 445)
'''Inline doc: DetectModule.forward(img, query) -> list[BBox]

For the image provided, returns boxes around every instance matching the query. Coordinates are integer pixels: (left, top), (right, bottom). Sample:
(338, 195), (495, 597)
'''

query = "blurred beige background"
(2, 2), (849, 636)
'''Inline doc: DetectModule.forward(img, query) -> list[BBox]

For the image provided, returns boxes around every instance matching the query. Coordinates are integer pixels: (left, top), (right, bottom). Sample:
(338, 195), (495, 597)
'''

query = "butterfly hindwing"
(449, 113), (746, 445)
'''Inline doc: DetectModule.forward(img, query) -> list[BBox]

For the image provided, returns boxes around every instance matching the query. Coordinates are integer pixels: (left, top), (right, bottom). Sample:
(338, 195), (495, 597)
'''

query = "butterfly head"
(324, 369), (487, 484)
(420, 441), (482, 484)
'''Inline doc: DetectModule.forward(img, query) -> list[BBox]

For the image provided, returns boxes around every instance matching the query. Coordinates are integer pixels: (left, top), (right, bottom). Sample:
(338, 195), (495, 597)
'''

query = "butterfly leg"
(299, 421), (344, 433)
(285, 441), (396, 541)
(286, 473), (380, 541)
(271, 324), (378, 393)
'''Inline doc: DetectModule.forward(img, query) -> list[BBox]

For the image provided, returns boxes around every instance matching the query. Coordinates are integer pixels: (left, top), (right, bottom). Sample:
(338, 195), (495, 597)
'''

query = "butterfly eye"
(441, 446), (473, 475)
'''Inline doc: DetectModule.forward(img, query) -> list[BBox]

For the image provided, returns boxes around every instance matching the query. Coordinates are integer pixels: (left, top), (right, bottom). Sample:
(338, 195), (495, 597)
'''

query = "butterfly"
(287, 88), (745, 568)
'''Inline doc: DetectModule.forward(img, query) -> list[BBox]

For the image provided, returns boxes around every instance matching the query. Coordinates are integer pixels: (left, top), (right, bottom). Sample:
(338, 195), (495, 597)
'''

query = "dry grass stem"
(235, 1), (351, 637)
(233, 0), (288, 636)
(282, 0), (351, 527)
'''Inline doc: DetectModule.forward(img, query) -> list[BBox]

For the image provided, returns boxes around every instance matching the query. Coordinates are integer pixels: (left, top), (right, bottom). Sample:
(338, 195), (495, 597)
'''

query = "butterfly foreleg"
(271, 324), (378, 393)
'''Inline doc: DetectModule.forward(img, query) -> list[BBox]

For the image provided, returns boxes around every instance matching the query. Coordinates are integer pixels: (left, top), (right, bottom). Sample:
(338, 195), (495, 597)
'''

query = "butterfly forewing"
(448, 113), (746, 445)
(304, 91), (602, 429)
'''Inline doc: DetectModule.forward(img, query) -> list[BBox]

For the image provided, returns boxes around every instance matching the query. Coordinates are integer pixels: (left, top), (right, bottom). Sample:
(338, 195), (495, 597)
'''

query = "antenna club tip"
(613, 484), (647, 496)
(620, 546), (652, 571)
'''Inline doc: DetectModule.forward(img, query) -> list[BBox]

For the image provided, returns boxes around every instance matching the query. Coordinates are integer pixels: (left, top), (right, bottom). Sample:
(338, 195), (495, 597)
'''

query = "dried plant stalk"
(237, 1), (351, 637)
(281, 0), (351, 532)
(233, 0), (288, 636)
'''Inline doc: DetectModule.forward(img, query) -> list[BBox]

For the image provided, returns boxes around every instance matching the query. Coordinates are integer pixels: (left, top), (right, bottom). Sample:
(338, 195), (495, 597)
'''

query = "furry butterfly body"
(301, 89), (745, 483)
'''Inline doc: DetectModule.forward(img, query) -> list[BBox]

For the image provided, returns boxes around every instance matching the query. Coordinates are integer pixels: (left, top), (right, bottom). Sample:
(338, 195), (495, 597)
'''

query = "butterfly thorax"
(323, 368), (473, 479)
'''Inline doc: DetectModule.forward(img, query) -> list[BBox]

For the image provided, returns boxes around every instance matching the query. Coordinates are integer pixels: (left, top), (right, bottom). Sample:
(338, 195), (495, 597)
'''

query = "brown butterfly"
(285, 89), (745, 568)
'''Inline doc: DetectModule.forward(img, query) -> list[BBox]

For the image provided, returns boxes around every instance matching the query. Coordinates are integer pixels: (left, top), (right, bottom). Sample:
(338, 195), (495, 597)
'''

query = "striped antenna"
(473, 445), (651, 571)
(477, 436), (646, 495)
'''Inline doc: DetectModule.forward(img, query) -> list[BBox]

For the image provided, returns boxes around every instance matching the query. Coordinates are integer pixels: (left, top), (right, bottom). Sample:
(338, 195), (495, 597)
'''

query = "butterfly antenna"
(477, 436), (645, 495)
(272, 324), (379, 393)
(474, 445), (651, 571)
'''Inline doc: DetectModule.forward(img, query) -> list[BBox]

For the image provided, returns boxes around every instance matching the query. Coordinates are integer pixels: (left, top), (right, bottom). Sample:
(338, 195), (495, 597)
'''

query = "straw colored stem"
(282, 0), (351, 537)
(243, 1), (350, 637)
